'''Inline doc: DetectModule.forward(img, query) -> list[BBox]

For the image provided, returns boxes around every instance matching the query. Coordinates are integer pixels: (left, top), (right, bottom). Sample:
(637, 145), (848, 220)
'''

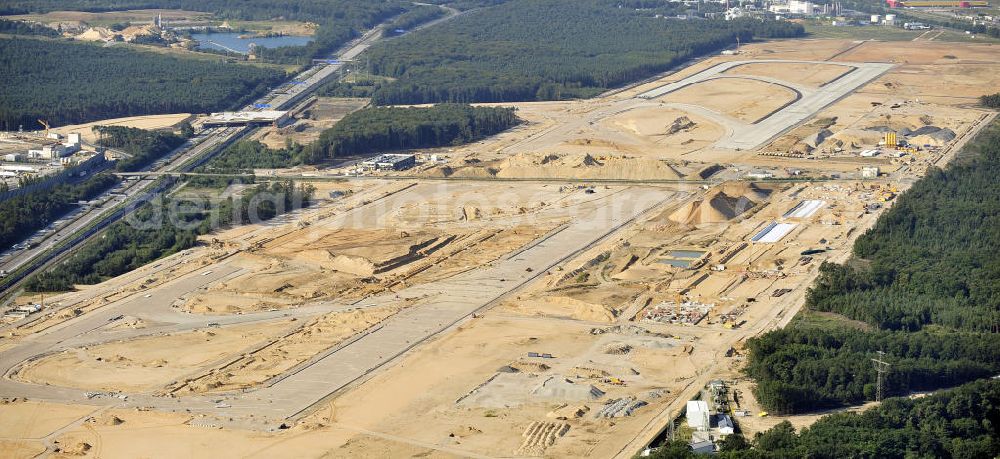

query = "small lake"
(659, 259), (694, 268)
(191, 32), (312, 54)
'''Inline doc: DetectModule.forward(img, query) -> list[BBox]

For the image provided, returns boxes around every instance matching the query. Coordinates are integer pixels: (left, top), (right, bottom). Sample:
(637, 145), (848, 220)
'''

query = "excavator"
(37, 119), (50, 136)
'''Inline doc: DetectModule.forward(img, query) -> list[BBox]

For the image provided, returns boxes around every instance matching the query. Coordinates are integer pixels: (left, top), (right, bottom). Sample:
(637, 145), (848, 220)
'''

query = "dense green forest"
(0, 19), (61, 37)
(383, 5), (446, 36)
(0, 174), (119, 250)
(94, 126), (188, 172)
(648, 379), (1000, 459)
(309, 103), (520, 162)
(0, 37), (285, 130)
(983, 93), (1000, 109)
(25, 180), (313, 292)
(200, 139), (305, 171)
(0, 1), (410, 66)
(745, 317), (1000, 413)
(744, 122), (1000, 415)
(807, 128), (1000, 333)
(363, 0), (804, 105)
(422, 0), (511, 11)
(316, 74), (385, 98)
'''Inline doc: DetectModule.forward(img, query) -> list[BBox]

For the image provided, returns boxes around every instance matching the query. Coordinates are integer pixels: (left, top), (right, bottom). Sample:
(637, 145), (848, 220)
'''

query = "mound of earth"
(61, 442), (92, 456)
(829, 129), (885, 149)
(666, 116), (696, 135)
(493, 153), (684, 180)
(670, 191), (755, 224)
(801, 128), (834, 149)
(907, 127), (955, 147)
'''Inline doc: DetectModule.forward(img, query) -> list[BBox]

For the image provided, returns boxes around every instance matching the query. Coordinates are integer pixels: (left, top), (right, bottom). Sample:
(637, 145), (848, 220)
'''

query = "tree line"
(201, 139), (306, 171)
(0, 1), (412, 67)
(0, 174), (119, 250)
(309, 103), (520, 163)
(202, 104), (521, 169)
(649, 378), (1000, 458)
(982, 93), (1000, 109)
(94, 125), (188, 172)
(362, 0), (804, 105)
(744, 121), (1000, 415)
(807, 124), (1000, 333)
(0, 19), (60, 37)
(744, 318), (1000, 413)
(382, 5), (446, 36)
(0, 37), (286, 130)
(25, 179), (314, 292)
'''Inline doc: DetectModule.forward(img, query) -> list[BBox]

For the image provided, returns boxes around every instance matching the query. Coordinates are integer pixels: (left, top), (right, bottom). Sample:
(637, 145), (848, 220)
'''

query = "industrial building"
(686, 400), (710, 431)
(886, 0), (987, 6)
(202, 110), (289, 127)
(861, 166), (880, 179)
(26, 132), (82, 159)
(360, 154), (416, 171)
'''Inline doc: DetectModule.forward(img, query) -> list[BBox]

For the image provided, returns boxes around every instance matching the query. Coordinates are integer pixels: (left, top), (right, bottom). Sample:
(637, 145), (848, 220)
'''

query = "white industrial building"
(687, 400), (711, 431)
(718, 414), (736, 435)
(769, 0), (817, 14)
(26, 133), (81, 159)
(202, 110), (289, 127)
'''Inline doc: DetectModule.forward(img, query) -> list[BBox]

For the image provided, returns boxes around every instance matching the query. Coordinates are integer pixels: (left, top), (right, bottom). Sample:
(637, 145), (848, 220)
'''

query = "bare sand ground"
(725, 61), (852, 87)
(1, 440), (46, 459)
(52, 113), (192, 142)
(658, 78), (799, 123)
(0, 399), (99, 439)
(5, 38), (1000, 458)
(173, 306), (401, 394)
(255, 98), (368, 149)
(17, 322), (293, 392)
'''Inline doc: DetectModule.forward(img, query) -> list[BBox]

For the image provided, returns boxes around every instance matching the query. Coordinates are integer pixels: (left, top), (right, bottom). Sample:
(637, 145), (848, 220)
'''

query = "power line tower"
(871, 351), (891, 403)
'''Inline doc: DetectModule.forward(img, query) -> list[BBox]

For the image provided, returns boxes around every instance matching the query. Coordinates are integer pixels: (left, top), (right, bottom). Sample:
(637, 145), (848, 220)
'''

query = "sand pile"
(666, 116), (697, 135)
(670, 191), (753, 224)
(462, 206), (482, 221)
(60, 442), (92, 456)
(828, 128), (885, 149)
(590, 324), (669, 337)
(75, 27), (115, 41)
(548, 404), (590, 419)
(604, 343), (633, 355)
(493, 153), (684, 180)
(801, 129), (833, 149)
(89, 414), (125, 426)
(906, 126), (955, 146)
(108, 315), (145, 329)
(324, 253), (377, 276)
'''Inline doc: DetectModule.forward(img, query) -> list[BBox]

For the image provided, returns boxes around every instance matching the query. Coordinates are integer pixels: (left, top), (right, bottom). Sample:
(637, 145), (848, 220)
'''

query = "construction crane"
(37, 119), (50, 136)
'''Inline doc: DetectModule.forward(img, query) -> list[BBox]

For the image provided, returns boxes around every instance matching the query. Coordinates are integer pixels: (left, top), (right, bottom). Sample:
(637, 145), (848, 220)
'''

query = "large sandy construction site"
(1, 37), (999, 458)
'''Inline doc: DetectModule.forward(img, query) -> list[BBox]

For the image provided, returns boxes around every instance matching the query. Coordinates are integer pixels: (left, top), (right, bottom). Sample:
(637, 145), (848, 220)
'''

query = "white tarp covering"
(751, 222), (798, 243)
(783, 200), (826, 218)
